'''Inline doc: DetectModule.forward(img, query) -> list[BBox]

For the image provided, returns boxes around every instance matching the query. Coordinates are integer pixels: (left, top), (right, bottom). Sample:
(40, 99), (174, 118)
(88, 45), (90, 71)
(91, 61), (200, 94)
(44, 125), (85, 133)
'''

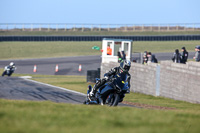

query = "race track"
(0, 77), (86, 104)
(0, 55), (101, 76)
(0, 52), (195, 76)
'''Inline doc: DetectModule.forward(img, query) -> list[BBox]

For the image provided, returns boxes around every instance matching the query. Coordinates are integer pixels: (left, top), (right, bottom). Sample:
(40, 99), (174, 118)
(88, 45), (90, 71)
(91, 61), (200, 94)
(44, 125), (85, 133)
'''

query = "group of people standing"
(172, 46), (200, 64)
(143, 45), (200, 65)
(171, 47), (189, 64)
(142, 51), (158, 64)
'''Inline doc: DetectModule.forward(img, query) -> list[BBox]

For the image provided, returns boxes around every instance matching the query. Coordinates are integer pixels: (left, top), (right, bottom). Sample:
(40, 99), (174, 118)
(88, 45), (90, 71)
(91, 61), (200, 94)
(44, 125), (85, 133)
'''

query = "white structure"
(101, 38), (132, 63)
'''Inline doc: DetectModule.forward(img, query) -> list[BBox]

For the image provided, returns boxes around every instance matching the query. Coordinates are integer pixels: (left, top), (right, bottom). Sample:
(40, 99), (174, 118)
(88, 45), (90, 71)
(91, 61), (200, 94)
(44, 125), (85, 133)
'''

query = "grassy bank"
(0, 73), (200, 133)
(0, 41), (199, 60)
(0, 98), (200, 133)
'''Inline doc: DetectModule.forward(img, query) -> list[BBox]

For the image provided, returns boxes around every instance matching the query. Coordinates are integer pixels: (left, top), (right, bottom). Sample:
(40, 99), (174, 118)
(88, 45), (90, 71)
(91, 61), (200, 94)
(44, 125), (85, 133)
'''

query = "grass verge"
(0, 41), (200, 60)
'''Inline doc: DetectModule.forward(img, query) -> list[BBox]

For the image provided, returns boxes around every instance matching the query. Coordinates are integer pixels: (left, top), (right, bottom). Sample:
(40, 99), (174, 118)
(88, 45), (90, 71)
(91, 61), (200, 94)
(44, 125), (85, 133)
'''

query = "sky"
(0, 0), (200, 24)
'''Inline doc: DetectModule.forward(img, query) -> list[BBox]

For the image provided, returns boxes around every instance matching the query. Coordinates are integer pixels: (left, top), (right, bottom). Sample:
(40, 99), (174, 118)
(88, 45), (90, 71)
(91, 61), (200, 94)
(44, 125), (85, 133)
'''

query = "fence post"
(56, 24), (58, 31)
(158, 24), (160, 32)
(133, 25), (135, 32)
(155, 65), (160, 96)
(73, 25), (76, 31)
(14, 24), (16, 31)
(65, 24), (67, 31)
(99, 25), (101, 31)
(48, 24), (50, 32)
(167, 24), (169, 31)
(39, 24), (41, 31)
(23, 24), (25, 31)
(31, 24), (33, 31)
(108, 25), (110, 31)
(91, 25), (93, 31)
(142, 24), (144, 32)
(193, 24), (195, 31)
(82, 25), (84, 32)
(184, 24), (186, 31)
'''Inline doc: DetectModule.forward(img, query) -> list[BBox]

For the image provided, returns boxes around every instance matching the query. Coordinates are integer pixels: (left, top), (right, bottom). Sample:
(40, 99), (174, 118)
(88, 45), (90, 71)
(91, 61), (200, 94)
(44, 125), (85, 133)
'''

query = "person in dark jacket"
(88, 60), (131, 101)
(193, 46), (200, 62)
(172, 49), (182, 63)
(181, 47), (188, 64)
(142, 51), (148, 64)
(147, 52), (158, 63)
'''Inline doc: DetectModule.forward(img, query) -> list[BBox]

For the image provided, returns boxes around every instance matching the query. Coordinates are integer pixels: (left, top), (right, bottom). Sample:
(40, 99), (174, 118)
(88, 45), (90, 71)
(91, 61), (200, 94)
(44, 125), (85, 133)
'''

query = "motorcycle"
(84, 72), (130, 106)
(2, 66), (16, 77)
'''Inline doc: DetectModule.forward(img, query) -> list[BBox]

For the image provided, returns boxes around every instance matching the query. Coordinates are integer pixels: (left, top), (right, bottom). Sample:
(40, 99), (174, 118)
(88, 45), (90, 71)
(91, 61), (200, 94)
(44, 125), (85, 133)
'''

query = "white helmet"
(9, 62), (15, 66)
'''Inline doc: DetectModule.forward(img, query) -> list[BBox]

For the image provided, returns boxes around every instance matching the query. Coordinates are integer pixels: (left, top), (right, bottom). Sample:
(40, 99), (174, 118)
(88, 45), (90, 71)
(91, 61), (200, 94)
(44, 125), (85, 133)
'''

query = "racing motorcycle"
(2, 66), (16, 77)
(84, 72), (130, 106)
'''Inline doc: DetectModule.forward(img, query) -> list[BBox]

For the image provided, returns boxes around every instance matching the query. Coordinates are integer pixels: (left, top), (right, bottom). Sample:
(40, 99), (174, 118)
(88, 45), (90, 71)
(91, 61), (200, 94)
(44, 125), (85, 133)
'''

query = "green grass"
(0, 41), (200, 60)
(0, 73), (200, 133)
(0, 41), (102, 59)
(0, 99), (200, 133)
(0, 31), (200, 36)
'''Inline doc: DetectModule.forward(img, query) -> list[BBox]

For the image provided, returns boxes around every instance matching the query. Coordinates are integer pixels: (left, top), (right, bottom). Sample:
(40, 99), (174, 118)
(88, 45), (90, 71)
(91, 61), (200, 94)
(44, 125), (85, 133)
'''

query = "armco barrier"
(0, 35), (200, 41)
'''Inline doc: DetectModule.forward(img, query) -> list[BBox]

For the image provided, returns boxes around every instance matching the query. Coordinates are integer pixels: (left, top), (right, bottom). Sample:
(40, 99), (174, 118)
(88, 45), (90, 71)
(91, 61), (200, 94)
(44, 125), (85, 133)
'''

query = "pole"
(99, 25), (101, 31)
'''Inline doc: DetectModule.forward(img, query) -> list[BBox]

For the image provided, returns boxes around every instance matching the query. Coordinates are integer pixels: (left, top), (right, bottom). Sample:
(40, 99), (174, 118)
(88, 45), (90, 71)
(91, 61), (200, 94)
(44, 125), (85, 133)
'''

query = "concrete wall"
(101, 61), (200, 104)
(160, 61), (200, 103)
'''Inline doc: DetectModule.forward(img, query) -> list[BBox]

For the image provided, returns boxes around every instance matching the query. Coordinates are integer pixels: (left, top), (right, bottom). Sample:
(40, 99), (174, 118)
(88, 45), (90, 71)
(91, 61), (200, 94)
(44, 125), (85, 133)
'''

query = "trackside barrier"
(0, 35), (200, 41)
(101, 61), (200, 104)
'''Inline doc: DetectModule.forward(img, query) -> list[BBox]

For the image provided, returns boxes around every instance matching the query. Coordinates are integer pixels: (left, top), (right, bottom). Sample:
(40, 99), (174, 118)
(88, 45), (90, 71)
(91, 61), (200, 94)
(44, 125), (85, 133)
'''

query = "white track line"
(23, 78), (86, 96)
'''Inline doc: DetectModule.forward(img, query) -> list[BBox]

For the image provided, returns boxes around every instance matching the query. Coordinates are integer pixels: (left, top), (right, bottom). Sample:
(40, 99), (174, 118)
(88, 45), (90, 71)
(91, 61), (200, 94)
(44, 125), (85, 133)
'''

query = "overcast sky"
(0, 0), (199, 24)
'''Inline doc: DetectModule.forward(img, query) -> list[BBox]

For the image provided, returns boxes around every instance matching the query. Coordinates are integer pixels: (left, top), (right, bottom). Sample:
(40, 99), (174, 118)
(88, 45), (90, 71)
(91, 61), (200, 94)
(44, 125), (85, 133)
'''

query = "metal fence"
(0, 23), (200, 32)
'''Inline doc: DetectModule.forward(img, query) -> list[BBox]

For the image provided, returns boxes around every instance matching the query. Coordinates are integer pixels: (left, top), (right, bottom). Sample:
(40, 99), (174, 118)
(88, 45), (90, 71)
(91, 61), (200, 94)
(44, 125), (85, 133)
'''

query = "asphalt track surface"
(0, 52), (195, 76)
(0, 77), (86, 104)
(0, 77), (137, 107)
(0, 55), (101, 76)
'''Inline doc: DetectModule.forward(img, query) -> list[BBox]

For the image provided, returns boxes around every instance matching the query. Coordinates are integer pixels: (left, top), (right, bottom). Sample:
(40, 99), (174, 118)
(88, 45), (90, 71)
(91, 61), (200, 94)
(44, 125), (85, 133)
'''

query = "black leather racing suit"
(90, 67), (131, 96)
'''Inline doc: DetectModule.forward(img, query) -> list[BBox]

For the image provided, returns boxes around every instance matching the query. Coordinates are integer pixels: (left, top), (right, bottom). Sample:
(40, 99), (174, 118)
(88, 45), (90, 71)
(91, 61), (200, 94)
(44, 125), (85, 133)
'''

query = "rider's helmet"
(9, 62), (15, 67)
(120, 60), (131, 73)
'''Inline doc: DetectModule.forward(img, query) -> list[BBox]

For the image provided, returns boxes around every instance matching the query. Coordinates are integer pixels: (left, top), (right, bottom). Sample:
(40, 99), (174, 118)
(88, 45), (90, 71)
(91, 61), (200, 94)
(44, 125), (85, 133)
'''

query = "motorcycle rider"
(2, 62), (16, 76)
(88, 60), (131, 101)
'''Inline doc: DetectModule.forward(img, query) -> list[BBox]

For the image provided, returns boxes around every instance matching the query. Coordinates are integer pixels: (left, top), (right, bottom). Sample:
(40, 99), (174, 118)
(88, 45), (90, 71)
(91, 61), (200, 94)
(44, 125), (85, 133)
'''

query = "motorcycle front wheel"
(104, 93), (120, 106)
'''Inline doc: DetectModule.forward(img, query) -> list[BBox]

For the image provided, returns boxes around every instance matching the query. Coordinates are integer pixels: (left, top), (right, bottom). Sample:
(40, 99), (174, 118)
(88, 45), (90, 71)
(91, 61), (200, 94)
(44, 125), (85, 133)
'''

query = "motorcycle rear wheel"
(2, 71), (6, 77)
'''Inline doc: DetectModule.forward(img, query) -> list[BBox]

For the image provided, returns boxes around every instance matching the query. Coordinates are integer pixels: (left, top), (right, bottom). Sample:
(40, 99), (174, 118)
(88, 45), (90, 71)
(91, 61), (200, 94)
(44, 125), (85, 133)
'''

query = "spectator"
(181, 47), (188, 64)
(117, 50), (126, 63)
(172, 49), (182, 63)
(142, 51), (148, 64)
(147, 52), (158, 63)
(193, 46), (200, 62)
(107, 44), (112, 55)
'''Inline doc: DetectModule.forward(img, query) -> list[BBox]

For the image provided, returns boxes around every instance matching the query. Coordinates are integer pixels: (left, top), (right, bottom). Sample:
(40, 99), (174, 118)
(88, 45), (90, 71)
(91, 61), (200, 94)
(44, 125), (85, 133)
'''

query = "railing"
(0, 23), (200, 32)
